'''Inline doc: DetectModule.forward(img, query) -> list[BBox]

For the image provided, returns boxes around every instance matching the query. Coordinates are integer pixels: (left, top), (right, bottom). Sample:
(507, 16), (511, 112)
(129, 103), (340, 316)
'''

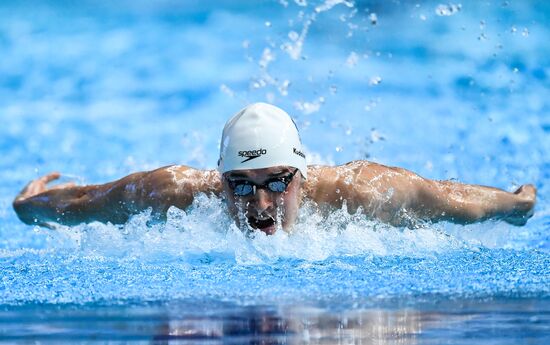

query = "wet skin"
(13, 161), (537, 233)
(222, 167), (302, 235)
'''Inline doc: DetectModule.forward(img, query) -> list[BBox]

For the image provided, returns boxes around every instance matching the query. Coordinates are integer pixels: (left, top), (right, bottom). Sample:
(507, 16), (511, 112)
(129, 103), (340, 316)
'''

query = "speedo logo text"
(238, 148), (267, 163)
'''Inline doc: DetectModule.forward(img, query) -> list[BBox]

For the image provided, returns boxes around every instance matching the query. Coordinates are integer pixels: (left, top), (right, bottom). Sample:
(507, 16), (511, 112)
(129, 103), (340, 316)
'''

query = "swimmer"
(13, 103), (536, 234)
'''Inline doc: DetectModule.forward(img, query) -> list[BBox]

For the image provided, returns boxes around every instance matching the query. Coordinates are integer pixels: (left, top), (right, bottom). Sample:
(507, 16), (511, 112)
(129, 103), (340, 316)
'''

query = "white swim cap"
(218, 102), (307, 179)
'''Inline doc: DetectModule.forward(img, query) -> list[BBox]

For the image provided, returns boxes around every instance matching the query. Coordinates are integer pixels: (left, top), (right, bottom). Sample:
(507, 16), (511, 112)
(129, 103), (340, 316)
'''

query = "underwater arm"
(13, 166), (222, 227)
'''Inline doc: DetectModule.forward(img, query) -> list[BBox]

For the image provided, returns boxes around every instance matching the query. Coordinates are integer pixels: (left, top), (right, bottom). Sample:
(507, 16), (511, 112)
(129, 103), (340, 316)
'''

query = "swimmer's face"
(222, 166), (302, 235)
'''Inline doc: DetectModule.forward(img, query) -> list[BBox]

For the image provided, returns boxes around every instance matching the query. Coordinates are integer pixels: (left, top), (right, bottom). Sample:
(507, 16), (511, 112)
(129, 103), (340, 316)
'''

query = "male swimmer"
(13, 103), (536, 234)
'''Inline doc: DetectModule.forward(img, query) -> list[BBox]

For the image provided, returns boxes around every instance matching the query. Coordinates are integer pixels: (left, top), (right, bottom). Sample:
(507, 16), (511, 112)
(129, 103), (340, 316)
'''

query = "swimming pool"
(1, 0), (549, 343)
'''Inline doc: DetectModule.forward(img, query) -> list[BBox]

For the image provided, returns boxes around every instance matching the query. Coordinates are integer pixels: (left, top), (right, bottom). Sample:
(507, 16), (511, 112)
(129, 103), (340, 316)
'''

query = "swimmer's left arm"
(349, 161), (537, 226)
(310, 161), (536, 227)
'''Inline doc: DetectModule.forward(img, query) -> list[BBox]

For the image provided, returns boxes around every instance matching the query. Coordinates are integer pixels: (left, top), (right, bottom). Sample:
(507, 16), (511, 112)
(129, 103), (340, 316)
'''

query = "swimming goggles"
(227, 169), (298, 197)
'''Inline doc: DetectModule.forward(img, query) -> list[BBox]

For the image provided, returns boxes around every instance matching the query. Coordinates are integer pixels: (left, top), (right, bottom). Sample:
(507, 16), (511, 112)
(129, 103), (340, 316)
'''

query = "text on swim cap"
(238, 148), (267, 163)
(293, 148), (306, 159)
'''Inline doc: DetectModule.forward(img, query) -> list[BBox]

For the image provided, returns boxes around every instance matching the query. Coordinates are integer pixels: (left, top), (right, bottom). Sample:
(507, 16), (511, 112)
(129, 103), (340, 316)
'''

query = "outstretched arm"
(305, 161), (536, 227)
(13, 166), (221, 227)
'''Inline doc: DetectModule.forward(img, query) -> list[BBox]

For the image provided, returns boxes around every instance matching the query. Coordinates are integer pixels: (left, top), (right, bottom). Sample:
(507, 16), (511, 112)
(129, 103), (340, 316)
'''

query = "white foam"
(37, 193), (497, 265)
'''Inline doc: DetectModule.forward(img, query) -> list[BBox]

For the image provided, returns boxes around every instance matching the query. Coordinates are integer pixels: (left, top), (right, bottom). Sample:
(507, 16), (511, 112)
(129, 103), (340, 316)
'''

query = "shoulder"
(144, 165), (221, 193)
(303, 161), (375, 204)
(305, 160), (378, 182)
(303, 160), (412, 204)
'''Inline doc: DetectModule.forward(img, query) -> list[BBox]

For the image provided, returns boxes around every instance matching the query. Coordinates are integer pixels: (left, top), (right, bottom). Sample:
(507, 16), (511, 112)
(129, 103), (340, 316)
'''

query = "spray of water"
(32, 192), (518, 266)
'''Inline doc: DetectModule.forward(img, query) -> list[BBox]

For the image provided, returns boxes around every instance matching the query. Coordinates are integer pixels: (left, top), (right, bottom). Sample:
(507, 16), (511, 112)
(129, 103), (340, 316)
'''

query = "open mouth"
(247, 216), (276, 234)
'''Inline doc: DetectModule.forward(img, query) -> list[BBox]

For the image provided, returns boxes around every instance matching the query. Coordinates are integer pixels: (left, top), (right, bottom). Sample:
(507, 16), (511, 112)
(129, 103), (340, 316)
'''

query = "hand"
(14, 172), (76, 203)
(503, 184), (537, 226)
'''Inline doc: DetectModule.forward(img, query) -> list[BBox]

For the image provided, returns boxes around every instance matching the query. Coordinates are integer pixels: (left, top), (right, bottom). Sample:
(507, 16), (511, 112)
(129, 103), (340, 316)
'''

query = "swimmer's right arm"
(12, 166), (222, 227)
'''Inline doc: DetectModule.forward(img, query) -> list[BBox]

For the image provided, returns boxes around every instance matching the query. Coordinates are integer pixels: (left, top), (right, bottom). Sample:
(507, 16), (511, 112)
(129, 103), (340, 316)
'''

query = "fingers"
(514, 184), (536, 196)
(50, 182), (77, 190)
(504, 184), (537, 226)
(16, 172), (64, 201)
(40, 172), (61, 184)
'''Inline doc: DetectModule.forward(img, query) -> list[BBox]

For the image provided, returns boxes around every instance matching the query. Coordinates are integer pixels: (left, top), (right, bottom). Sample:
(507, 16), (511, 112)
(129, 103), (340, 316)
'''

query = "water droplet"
(259, 48), (275, 69)
(242, 40), (250, 49)
(278, 80), (291, 96)
(294, 99), (322, 115)
(265, 21), (272, 27)
(369, 13), (378, 25)
(435, 3), (461, 16)
(479, 20), (485, 30)
(251, 78), (267, 89)
(346, 51), (358, 67)
(220, 84), (234, 97)
(315, 0), (354, 13)
(510, 26), (517, 33)
(425, 161), (433, 171)
(288, 31), (299, 41)
(369, 76), (382, 85)
(478, 33), (487, 41)
(335, 146), (343, 152)
(420, 14), (427, 21)
(370, 129), (385, 142)
(329, 85), (338, 94)
(522, 28), (529, 37)
(513, 67), (519, 73)
(294, 0), (307, 7)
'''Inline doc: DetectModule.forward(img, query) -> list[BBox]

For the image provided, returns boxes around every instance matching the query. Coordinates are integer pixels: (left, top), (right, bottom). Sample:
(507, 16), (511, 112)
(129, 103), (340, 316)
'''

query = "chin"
(257, 224), (277, 235)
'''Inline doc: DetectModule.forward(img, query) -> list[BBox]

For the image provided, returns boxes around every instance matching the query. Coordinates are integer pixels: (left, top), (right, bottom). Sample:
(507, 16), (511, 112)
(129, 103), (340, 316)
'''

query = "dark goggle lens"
(267, 180), (287, 193)
(229, 169), (297, 196)
(233, 183), (254, 196)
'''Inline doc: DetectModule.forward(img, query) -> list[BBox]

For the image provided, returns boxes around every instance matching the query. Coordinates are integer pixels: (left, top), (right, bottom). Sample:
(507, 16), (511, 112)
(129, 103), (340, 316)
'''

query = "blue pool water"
(1, 0), (549, 343)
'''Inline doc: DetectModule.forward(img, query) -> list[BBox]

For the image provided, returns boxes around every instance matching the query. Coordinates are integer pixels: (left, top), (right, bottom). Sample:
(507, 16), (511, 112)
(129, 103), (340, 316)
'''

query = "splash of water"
(31, 192), (518, 266)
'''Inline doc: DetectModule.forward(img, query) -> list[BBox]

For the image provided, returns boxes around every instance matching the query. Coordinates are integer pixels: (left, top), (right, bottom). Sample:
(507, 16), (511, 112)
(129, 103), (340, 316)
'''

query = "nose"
(252, 188), (273, 213)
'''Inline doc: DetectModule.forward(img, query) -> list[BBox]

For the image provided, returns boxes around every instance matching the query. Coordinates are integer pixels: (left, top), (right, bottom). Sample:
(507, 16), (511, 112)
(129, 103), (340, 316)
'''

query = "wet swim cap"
(218, 102), (307, 179)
